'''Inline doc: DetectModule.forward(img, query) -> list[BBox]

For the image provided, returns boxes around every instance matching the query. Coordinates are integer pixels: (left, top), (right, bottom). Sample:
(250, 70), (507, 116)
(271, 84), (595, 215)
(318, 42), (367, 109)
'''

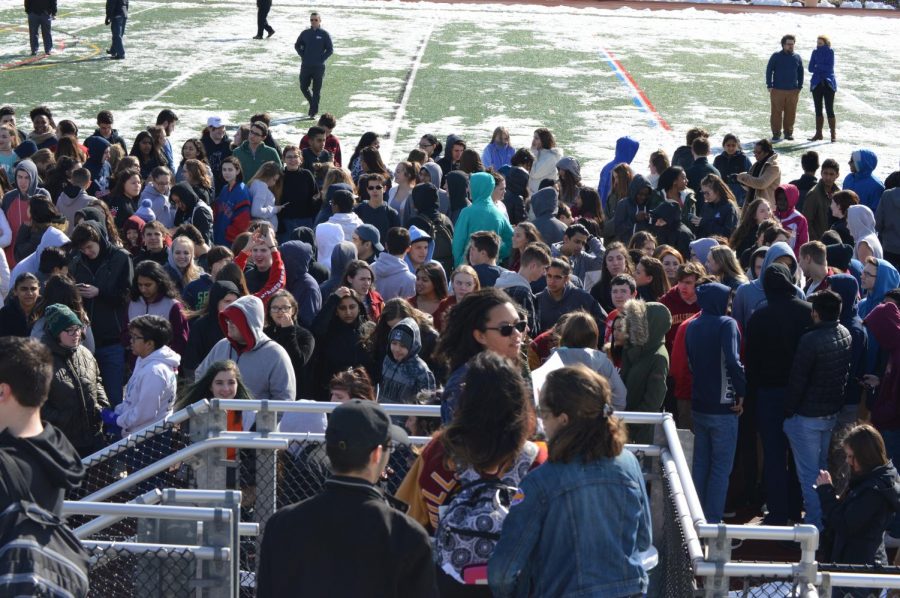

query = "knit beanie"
(45, 303), (82, 338)
(389, 325), (414, 351)
(135, 198), (156, 223)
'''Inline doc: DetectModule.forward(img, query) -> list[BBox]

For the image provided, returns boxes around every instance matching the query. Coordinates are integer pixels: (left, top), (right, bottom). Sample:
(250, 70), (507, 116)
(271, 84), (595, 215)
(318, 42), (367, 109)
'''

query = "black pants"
(256, 2), (274, 37)
(299, 65), (325, 116)
(884, 251), (900, 272)
(812, 82), (836, 118)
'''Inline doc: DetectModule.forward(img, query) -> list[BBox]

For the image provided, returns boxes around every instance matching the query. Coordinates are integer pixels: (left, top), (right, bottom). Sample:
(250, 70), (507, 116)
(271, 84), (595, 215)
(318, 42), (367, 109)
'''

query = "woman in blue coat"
(808, 35), (837, 142)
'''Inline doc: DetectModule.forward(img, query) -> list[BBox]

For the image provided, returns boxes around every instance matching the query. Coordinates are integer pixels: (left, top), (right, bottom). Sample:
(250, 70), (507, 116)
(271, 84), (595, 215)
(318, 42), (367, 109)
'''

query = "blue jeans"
(110, 16), (127, 58)
(692, 410), (739, 523)
(27, 12), (52, 54)
(95, 344), (125, 407)
(783, 414), (836, 531)
(755, 387), (803, 524)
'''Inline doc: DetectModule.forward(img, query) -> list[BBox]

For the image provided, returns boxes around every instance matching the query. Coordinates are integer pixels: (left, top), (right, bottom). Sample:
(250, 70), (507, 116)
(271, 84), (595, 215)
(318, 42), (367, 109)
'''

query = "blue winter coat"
(843, 149), (885, 212)
(808, 45), (836, 91)
(598, 136), (639, 209)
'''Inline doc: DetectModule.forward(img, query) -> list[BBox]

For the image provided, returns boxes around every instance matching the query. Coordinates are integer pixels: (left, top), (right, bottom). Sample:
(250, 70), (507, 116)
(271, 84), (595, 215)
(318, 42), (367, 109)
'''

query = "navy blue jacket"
(766, 50), (803, 90)
(685, 283), (746, 414)
(295, 27), (333, 67)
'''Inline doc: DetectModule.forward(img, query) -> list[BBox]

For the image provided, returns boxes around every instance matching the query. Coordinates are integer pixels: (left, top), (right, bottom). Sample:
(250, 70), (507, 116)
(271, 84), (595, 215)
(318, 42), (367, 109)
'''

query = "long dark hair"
(843, 424), (889, 479)
(416, 262), (449, 300)
(541, 365), (626, 463)
(362, 297), (432, 353)
(174, 360), (253, 411)
(131, 261), (181, 302)
(32, 275), (89, 326)
(435, 288), (515, 371)
(110, 167), (141, 198)
(349, 132), (379, 168)
(440, 351), (533, 474)
(360, 146), (389, 177)
(638, 255), (670, 300)
(215, 262), (250, 296)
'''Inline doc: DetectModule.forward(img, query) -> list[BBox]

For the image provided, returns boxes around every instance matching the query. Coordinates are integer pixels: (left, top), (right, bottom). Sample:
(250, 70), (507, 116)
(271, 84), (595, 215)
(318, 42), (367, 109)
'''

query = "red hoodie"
(867, 302), (900, 431)
(775, 183), (809, 256)
(659, 286), (701, 355)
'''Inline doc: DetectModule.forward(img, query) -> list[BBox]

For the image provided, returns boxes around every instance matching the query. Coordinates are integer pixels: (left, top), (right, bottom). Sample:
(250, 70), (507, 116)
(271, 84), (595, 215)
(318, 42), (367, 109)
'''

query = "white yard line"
(382, 21), (434, 164)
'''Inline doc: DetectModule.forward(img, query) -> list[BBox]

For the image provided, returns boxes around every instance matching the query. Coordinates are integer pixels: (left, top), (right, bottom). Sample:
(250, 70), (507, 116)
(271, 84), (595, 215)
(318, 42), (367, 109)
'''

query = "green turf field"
(1, 0), (898, 182)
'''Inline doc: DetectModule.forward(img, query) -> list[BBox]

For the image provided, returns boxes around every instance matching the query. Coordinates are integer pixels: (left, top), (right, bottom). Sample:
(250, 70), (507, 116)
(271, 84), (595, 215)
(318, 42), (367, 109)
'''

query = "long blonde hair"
(247, 161), (283, 201)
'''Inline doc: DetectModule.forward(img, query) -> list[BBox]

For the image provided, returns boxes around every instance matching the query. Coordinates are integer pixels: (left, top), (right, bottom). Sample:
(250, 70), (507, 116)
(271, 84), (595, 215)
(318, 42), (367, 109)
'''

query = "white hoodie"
(116, 346), (180, 436)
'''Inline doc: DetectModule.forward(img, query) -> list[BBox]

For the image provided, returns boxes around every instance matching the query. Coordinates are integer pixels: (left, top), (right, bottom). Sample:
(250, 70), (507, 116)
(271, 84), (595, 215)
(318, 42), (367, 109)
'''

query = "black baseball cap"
(326, 399), (409, 453)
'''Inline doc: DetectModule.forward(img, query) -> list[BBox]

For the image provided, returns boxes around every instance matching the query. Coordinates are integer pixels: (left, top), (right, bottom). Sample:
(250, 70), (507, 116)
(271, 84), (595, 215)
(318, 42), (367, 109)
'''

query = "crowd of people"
(1, 98), (900, 596)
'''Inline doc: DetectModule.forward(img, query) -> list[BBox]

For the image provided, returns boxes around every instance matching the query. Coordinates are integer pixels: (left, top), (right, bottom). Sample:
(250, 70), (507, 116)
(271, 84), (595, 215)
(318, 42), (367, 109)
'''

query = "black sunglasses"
(367, 185), (383, 191)
(483, 320), (527, 336)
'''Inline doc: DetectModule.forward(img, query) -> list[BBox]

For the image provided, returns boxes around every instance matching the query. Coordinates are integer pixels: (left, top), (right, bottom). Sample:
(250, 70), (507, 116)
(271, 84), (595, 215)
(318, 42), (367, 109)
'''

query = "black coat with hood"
(172, 182), (214, 245)
(43, 333), (109, 455)
(503, 166), (529, 226)
(650, 200), (695, 260)
(817, 462), (900, 566)
(613, 174), (659, 243)
(310, 293), (374, 399)
(0, 423), (84, 515)
(445, 170), (470, 225)
(182, 280), (239, 377)
(281, 241), (322, 328)
(745, 263), (813, 397)
(408, 183), (455, 276)
(290, 227), (330, 284)
(68, 220), (134, 347)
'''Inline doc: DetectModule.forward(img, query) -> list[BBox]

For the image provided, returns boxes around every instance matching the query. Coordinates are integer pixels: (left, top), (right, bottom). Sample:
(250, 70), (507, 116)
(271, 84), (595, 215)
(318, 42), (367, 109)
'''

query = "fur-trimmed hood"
(621, 299), (671, 352)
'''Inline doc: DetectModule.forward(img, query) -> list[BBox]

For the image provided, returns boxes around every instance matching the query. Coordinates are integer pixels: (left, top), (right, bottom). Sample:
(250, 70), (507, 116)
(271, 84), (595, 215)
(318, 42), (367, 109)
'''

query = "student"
(0, 272), (40, 337)
(133, 220), (169, 266)
(116, 315), (180, 436)
(790, 151), (819, 212)
(685, 136), (721, 200)
(234, 225), (286, 305)
(490, 365), (650, 598)
(0, 337), (86, 580)
(213, 156), (252, 246)
(3, 159), (51, 268)
(248, 161), (284, 230)
(802, 158), (840, 242)
(535, 257), (606, 335)
(452, 172), (513, 266)
(372, 227), (416, 301)
(257, 399), (435, 597)
(56, 167), (95, 234)
(170, 182), (213, 245)
(299, 113), (342, 167)
(278, 145), (318, 238)
(301, 125), (333, 186)
(713, 133), (752, 205)
(495, 243), (548, 334)
(127, 260), (190, 356)
(326, 188), (363, 241)
(378, 317), (436, 405)
(694, 174), (739, 239)
(774, 183), (809, 254)
(551, 223), (605, 286)
(405, 225), (438, 275)
(530, 187), (566, 245)
(233, 121), (282, 181)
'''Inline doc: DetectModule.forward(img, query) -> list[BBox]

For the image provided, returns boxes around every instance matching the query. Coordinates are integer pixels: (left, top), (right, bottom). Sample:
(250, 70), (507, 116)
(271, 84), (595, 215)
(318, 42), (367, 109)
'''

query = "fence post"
(703, 523), (731, 597)
(253, 400), (278, 546)
(190, 402), (228, 490)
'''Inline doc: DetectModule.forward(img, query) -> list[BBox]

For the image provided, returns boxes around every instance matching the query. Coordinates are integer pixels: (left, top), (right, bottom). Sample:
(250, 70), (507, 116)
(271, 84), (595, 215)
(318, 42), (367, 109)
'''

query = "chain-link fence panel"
(659, 462), (699, 597)
(86, 544), (198, 598)
(72, 421), (194, 502)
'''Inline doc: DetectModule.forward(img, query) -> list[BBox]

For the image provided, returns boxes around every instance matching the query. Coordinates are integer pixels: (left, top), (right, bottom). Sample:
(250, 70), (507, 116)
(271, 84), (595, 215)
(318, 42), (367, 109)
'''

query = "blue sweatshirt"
(685, 283), (746, 415)
(766, 50), (803, 90)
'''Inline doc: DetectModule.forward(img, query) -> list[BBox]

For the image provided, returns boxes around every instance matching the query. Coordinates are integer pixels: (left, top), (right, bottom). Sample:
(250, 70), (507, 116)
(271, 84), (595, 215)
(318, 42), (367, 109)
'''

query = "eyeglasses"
(270, 305), (293, 312)
(483, 320), (527, 336)
(285, 154), (300, 160)
(418, 142), (433, 149)
(862, 270), (877, 278)
(62, 326), (83, 335)
(249, 130), (263, 138)
(367, 185), (383, 191)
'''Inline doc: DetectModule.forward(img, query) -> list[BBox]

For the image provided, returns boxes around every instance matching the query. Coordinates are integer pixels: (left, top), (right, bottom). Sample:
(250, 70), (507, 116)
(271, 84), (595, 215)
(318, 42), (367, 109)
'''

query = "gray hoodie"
(372, 251), (416, 300)
(530, 187), (566, 245)
(732, 241), (805, 328)
(56, 186), (97, 234)
(196, 295), (296, 429)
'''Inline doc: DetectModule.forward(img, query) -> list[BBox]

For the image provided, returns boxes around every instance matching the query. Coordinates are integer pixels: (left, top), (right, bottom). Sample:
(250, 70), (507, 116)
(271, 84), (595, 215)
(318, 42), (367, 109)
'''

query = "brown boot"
(808, 116), (824, 141)
(828, 117), (837, 142)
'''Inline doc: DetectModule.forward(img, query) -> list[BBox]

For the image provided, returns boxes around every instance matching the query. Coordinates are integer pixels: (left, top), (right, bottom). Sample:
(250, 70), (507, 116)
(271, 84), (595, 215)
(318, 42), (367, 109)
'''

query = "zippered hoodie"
(115, 345), (180, 436)
(281, 241), (321, 328)
(196, 295), (296, 429)
(843, 149), (885, 212)
(732, 241), (805, 328)
(452, 172), (513, 265)
(847, 204), (883, 261)
(685, 283), (746, 415)
(379, 317), (436, 404)
(775, 183), (808, 254)
(866, 302), (900, 431)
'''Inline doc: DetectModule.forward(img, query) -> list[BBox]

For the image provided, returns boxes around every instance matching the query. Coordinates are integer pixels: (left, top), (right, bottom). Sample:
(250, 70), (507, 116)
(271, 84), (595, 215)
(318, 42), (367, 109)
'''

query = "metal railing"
(75, 400), (900, 597)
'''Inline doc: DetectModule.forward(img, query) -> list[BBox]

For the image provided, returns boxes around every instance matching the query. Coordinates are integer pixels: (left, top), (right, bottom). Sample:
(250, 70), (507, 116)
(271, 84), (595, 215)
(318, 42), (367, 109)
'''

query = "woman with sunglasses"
(41, 303), (109, 457)
(435, 287), (528, 424)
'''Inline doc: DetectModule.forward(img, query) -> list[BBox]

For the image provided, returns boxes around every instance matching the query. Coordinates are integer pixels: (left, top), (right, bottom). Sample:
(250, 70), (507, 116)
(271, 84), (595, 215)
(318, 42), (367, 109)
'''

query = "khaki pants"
(770, 88), (800, 137)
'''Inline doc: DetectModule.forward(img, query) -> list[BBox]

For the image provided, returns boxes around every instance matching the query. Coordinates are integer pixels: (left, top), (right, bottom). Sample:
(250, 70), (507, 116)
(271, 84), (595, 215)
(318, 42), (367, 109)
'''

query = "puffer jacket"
(378, 318), (436, 404)
(785, 321), (852, 417)
(43, 334), (109, 454)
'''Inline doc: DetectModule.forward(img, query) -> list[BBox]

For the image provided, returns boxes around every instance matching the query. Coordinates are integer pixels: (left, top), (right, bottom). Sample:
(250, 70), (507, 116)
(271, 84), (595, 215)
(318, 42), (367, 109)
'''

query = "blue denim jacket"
(488, 451), (651, 598)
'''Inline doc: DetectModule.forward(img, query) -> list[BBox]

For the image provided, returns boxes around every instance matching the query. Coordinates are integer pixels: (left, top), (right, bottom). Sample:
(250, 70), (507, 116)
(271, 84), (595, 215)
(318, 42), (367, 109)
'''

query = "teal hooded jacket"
(451, 172), (514, 266)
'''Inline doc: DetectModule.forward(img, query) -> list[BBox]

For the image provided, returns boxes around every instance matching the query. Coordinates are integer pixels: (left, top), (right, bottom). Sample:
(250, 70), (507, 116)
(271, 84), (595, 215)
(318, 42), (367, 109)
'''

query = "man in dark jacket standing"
(294, 12), (333, 119)
(745, 262), (812, 525)
(784, 289), (852, 531)
(257, 399), (437, 597)
(25, 0), (56, 56)
(254, 0), (275, 39)
(104, 0), (128, 60)
(766, 34), (804, 141)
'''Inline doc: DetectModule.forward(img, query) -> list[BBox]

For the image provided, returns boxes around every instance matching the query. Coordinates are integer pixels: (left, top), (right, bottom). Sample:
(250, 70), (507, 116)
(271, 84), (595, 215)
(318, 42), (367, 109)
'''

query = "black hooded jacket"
(745, 263), (813, 397)
(817, 462), (900, 565)
(503, 167), (529, 226)
(650, 200), (694, 260)
(172, 182), (213, 244)
(0, 424), (84, 516)
(182, 280), (240, 377)
(68, 220), (134, 347)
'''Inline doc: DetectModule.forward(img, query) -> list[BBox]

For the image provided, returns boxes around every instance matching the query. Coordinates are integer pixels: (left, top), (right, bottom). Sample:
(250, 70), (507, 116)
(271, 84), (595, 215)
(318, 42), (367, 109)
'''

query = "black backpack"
(431, 218), (455, 275)
(0, 450), (90, 598)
